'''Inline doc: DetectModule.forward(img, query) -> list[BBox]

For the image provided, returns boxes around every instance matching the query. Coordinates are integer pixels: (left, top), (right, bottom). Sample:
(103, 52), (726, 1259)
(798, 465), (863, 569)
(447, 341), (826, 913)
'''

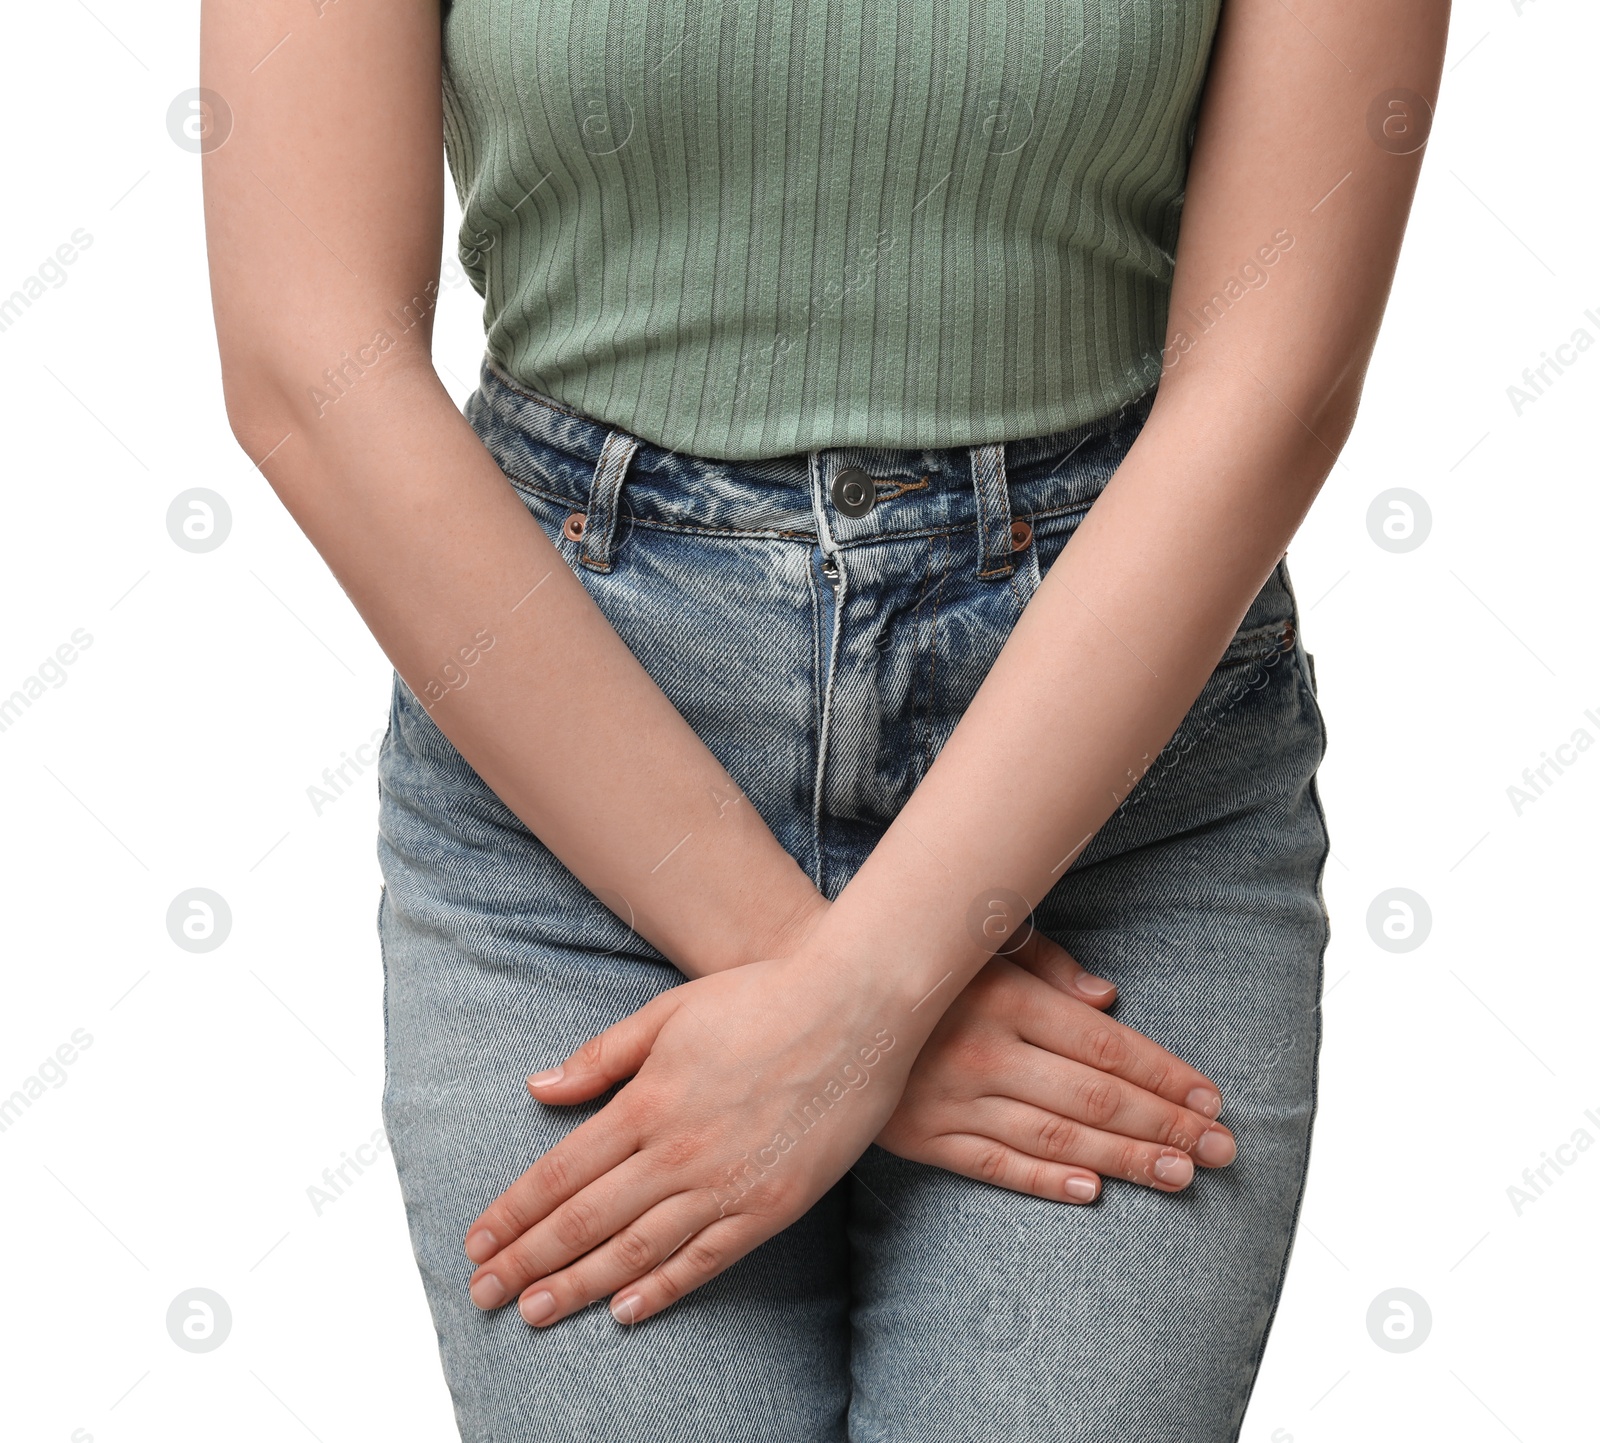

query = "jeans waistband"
(465, 353), (1156, 578)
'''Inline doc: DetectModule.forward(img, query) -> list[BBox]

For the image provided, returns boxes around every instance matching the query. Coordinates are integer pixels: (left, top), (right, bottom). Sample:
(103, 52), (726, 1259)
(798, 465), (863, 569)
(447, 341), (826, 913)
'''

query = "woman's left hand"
(461, 950), (915, 1328)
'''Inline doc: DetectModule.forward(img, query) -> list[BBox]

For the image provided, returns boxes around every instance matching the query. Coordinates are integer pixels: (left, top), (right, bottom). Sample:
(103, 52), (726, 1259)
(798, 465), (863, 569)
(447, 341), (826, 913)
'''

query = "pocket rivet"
(1010, 519), (1033, 551)
(563, 512), (586, 542)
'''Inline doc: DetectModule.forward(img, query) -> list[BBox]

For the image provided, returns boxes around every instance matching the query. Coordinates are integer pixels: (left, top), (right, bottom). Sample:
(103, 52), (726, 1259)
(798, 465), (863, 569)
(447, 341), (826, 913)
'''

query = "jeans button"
(831, 467), (876, 518)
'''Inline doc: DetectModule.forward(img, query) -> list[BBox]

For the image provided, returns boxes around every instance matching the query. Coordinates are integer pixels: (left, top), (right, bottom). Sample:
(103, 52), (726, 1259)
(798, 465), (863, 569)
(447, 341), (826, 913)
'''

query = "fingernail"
(469, 1272), (508, 1309)
(519, 1289), (557, 1326)
(464, 1228), (497, 1263)
(1185, 1086), (1222, 1119)
(610, 1291), (642, 1324)
(1073, 974), (1116, 1001)
(527, 1067), (564, 1088)
(1195, 1127), (1236, 1167)
(1153, 1151), (1193, 1187)
(1064, 1175), (1097, 1203)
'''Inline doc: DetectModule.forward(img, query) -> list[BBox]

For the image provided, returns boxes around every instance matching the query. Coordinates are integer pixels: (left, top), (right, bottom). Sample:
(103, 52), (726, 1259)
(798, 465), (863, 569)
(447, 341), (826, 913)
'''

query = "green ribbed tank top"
(440, 0), (1221, 462)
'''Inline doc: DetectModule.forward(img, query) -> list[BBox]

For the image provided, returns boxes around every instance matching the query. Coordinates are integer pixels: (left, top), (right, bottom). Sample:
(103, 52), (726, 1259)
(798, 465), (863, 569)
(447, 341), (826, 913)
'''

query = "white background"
(1, 2), (1594, 1439)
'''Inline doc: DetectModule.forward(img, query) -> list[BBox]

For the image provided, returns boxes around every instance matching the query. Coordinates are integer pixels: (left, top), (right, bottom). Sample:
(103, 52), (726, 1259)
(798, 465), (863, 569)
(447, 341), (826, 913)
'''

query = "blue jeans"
(376, 356), (1331, 1441)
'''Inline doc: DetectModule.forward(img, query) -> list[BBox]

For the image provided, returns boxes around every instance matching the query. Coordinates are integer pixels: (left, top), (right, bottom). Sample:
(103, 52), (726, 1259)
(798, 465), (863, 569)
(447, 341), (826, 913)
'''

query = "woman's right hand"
(874, 930), (1237, 1202)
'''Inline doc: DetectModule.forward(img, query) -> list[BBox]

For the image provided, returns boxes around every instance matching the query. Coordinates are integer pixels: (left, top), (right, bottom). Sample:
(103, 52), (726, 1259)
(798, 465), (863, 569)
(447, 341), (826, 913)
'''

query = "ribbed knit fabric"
(439, 0), (1221, 462)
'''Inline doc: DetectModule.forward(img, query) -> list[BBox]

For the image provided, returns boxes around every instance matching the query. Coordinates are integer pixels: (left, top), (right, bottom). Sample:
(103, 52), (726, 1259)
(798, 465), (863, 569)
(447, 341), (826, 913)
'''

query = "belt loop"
(970, 442), (1014, 579)
(579, 429), (640, 573)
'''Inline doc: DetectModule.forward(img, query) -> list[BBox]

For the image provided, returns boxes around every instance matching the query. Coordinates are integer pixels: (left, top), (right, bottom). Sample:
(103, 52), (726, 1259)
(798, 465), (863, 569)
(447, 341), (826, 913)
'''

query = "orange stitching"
(873, 473), (931, 502)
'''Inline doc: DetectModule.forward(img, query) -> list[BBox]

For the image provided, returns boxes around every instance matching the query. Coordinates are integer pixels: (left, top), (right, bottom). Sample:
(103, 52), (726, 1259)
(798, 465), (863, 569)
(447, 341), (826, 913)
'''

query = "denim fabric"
(375, 356), (1331, 1441)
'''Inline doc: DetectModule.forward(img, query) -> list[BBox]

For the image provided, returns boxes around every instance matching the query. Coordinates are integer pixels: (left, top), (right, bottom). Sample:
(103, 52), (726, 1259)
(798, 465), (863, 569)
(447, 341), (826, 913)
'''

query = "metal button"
(563, 512), (586, 541)
(830, 467), (877, 518)
(1010, 519), (1032, 551)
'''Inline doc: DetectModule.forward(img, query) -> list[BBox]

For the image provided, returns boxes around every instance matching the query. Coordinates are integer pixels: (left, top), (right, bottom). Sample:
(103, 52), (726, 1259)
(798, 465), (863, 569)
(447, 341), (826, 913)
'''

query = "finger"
(469, 1151), (667, 1310)
(1007, 977), (1225, 1121)
(1009, 930), (1118, 1008)
(513, 1192), (720, 1329)
(911, 1130), (1103, 1204)
(988, 1042), (1236, 1166)
(956, 1097), (1205, 1192)
(606, 1213), (767, 1326)
(464, 1098), (643, 1266)
(523, 990), (678, 1105)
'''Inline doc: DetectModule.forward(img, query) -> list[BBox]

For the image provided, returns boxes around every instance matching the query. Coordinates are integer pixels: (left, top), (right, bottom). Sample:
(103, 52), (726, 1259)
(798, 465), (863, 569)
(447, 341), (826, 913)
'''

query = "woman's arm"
(202, 0), (821, 977)
(462, 0), (1452, 1326)
(201, 0), (1234, 1210)
(805, 0), (1455, 995)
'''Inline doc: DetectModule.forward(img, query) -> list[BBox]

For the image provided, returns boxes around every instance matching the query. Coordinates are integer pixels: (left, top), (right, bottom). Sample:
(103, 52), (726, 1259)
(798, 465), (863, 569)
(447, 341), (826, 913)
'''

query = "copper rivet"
(564, 512), (586, 541)
(1010, 519), (1033, 551)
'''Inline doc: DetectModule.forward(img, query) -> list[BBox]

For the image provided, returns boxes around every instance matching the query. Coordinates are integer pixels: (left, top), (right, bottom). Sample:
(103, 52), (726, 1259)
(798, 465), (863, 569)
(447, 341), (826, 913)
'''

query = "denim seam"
(1231, 634), (1331, 1441)
(921, 527), (954, 776)
(811, 552), (845, 897)
(904, 531), (939, 773)
(805, 546), (826, 892)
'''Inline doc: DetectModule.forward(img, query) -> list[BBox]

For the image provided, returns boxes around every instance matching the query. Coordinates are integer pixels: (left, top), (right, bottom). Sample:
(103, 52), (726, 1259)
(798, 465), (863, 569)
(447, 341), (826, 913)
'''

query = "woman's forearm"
(800, 0), (1452, 1035)
(803, 388), (1337, 1031)
(229, 361), (823, 977)
(202, 0), (826, 982)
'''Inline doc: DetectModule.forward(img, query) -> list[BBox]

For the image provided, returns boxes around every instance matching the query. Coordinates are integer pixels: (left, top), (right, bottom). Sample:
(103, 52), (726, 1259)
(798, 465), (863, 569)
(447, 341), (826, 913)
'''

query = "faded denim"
(375, 355), (1331, 1441)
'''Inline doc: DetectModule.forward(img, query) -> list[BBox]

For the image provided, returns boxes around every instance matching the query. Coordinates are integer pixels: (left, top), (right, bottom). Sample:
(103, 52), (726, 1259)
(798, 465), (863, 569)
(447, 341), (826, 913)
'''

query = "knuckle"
(536, 1148), (576, 1203)
(1115, 1139), (1146, 1183)
(974, 1143), (1012, 1185)
(681, 1237), (723, 1277)
(1163, 1109), (1200, 1152)
(1144, 1058), (1182, 1101)
(551, 1194), (603, 1252)
(1080, 1024), (1128, 1074)
(1034, 1112), (1083, 1161)
(651, 1130), (702, 1172)
(1074, 1073), (1121, 1128)
(609, 1227), (656, 1276)
(572, 1034), (610, 1072)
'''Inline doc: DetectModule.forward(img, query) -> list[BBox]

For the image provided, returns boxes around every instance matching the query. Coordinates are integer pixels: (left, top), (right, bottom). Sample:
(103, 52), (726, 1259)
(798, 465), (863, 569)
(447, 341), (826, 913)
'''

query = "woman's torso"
(440, 0), (1222, 461)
